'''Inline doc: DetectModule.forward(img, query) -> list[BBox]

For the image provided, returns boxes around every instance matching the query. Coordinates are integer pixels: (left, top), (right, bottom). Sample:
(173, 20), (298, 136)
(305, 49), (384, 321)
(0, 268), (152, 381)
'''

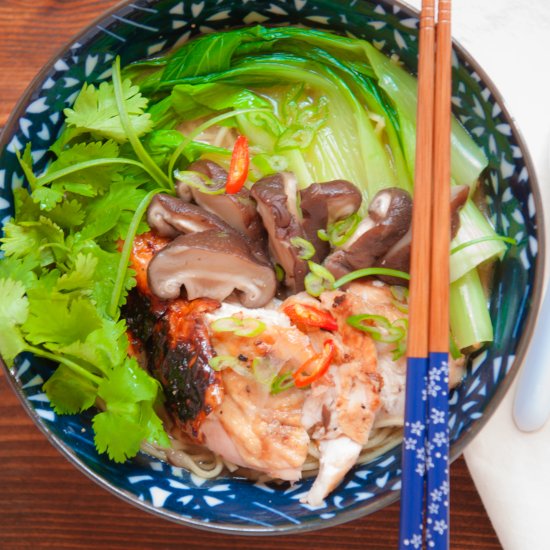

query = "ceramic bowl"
(0, 0), (544, 534)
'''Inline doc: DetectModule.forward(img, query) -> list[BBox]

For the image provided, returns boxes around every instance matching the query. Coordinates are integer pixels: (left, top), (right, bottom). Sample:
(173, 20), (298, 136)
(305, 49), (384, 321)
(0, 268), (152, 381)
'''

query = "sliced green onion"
(390, 285), (409, 303)
(209, 355), (240, 371)
(210, 317), (241, 332)
(333, 267), (410, 288)
(390, 285), (409, 313)
(304, 272), (324, 297)
(450, 234), (517, 256)
(347, 314), (404, 343)
(173, 169), (225, 195)
(275, 263), (285, 282)
(252, 153), (288, 176)
(308, 261), (336, 283)
(392, 338), (407, 361)
(327, 214), (361, 247)
(317, 229), (330, 242)
(210, 316), (266, 338)
(305, 261), (336, 297)
(209, 355), (252, 378)
(270, 372), (295, 395)
(290, 236), (316, 260)
(235, 318), (266, 337)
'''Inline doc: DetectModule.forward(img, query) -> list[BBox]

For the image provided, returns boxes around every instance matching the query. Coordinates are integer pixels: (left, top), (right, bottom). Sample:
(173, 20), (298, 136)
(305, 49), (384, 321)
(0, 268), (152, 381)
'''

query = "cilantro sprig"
(0, 59), (175, 462)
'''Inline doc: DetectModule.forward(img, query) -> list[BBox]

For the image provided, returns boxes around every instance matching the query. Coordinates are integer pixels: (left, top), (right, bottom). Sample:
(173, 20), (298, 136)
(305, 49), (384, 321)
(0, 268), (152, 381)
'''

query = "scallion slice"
(333, 267), (410, 288)
(270, 372), (295, 395)
(173, 169), (225, 195)
(209, 355), (240, 371)
(210, 316), (266, 337)
(327, 214), (361, 247)
(290, 236), (316, 260)
(450, 234), (517, 255)
(305, 261), (336, 297)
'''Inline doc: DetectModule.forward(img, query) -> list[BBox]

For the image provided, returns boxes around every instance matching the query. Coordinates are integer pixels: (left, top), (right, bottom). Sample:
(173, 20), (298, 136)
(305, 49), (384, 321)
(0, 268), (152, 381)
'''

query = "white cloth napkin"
(404, 1), (550, 548)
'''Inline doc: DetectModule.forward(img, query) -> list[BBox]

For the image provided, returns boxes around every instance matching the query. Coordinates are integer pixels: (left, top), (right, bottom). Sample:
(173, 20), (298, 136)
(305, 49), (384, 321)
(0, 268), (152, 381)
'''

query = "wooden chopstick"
(399, 1), (453, 548)
(398, 0), (435, 547)
(426, 0), (452, 547)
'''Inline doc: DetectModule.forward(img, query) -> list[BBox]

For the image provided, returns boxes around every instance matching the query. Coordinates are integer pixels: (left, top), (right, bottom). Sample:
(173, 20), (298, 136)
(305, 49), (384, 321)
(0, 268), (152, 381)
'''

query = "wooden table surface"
(0, 1), (501, 548)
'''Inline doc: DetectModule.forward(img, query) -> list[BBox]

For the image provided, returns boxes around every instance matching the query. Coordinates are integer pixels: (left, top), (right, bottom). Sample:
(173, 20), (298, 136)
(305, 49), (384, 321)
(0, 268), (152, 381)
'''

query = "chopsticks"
(398, 1), (452, 549)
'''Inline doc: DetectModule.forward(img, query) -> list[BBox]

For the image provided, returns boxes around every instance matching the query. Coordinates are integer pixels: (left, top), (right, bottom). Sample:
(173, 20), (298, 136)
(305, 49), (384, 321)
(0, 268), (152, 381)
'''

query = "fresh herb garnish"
(0, 62), (171, 462)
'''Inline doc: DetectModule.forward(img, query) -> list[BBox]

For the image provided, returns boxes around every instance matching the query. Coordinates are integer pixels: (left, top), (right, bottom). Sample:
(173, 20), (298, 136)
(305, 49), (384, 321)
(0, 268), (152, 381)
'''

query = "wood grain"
(0, 1), (501, 548)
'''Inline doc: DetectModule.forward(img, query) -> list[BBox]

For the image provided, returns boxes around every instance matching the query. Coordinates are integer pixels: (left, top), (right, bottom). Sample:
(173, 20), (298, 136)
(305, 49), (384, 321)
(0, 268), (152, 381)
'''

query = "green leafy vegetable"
(0, 67), (170, 463)
(0, 279), (30, 365)
(64, 80), (153, 143)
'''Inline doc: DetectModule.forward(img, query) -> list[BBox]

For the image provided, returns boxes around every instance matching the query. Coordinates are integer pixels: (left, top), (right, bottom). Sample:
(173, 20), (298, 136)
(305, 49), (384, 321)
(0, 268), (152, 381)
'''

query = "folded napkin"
(464, 388), (550, 550)
(405, 1), (550, 548)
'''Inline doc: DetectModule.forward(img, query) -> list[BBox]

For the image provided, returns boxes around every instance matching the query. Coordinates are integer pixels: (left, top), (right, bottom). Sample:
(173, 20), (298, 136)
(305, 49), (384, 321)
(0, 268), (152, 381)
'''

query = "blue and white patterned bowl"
(0, 0), (544, 534)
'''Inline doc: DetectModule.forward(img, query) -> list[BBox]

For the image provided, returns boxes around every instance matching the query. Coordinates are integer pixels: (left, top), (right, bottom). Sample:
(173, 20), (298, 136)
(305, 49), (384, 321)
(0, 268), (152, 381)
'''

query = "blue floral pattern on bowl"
(0, 0), (543, 534)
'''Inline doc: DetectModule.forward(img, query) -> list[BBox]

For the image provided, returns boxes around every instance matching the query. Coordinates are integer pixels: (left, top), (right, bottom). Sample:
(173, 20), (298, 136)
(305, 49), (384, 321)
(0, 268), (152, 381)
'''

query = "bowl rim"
(0, 0), (546, 536)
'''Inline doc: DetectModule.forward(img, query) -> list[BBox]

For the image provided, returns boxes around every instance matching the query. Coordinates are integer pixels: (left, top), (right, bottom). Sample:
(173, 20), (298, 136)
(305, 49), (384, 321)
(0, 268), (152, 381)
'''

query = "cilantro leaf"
(32, 187), (64, 210)
(47, 199), (85, 230)
(55, 253), (98, 293)
(0, 322), (28, 366)
(12, 188), (40, 221)
(64, 80), (153, 143)
(68, 240), (135, 314)
(140, 402), (171, 448)
(79, 179), (148, 241)
(92, 358), (167, 461)
(55, 318), (127, 373)
(45, 141), (123, 198)
(23, 294), (102, 347)
(2, 69), (168, 465)
(1, 216), (66, 266)
(0, 278), (29, 365)
(98, 357), (157, 405)
(43, 364), (98, 414)
(93, 409), (146, 463)
(0, 278), (29, 325)
(0, 256), (39, 287)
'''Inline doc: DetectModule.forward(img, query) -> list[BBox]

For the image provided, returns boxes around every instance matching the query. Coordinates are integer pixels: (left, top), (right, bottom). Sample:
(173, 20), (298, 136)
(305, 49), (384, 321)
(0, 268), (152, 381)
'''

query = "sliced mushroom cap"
(147, 230), (276, 307)
(299, 180), (362, 262)
(322, 249), (354, 280)
(324, 188), (413, 277)
(375, 184), (470, 285)
(184, 159), (267, 244)
(147, 193), (229, 238)
(147, 193), (270, 266)
(375, 228), (412, 285)
(251, 172), (308, 293)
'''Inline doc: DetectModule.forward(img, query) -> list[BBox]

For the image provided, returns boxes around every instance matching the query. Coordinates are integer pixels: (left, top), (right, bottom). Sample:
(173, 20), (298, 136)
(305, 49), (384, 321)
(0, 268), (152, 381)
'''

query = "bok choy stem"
(450, 268), (494, 350)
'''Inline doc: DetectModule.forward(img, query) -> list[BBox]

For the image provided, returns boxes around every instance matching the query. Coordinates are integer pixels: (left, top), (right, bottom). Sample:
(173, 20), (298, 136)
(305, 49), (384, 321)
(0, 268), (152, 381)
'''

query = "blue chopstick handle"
(399, 356), (428, 550)
(425, 351), (450, 550)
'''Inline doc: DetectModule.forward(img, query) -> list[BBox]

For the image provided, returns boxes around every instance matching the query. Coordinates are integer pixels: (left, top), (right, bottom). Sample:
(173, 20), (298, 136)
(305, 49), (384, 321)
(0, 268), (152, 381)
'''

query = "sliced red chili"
(225, 135), (249, 194)
(292, 340), (335, 388)
(283, 303), (338, 331)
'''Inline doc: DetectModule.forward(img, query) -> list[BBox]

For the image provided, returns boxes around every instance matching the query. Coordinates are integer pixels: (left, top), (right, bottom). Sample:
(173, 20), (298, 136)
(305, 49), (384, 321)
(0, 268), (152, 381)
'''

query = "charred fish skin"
(148, 300), (223, 439)
(124, 231), (224, 441)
